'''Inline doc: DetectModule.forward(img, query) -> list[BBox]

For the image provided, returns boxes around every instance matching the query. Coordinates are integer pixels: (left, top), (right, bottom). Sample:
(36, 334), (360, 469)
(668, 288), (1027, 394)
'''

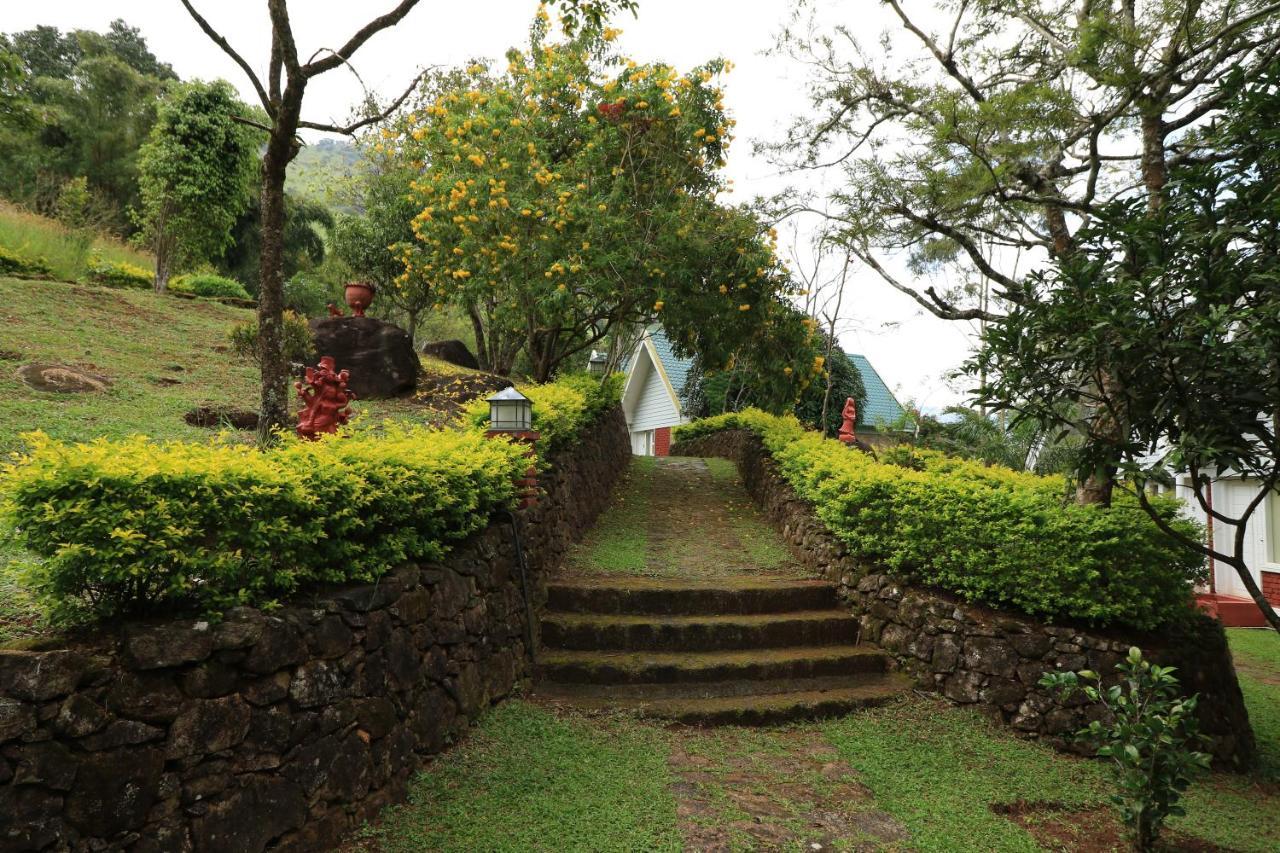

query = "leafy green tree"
(330, 159), (433, 342)
(775, 0), (1280, 505)
(970, 61), (1280, 633)
(396, 15), (805, 382)
(220, 193), (334, 296)
(134, 80), (258, 291)
(178, 0), (632, 442)
(0, 50), (36, 131)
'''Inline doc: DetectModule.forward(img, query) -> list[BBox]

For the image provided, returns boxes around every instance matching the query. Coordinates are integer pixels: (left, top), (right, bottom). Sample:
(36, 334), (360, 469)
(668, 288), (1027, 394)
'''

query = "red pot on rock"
(344, 281), (376, 317)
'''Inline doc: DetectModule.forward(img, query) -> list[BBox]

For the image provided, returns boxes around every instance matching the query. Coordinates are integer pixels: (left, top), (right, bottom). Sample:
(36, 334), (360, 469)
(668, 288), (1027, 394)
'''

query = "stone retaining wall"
(673, 429), (1256, 771)
(0, 406), (630, 852)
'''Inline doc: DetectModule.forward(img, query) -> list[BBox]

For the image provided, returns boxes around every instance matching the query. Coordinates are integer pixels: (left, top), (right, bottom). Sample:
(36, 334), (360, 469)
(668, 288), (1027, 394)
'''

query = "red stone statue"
(326, 302), (344, 317)
(838, 396), (858, 445)
(296, 356), (354, 440)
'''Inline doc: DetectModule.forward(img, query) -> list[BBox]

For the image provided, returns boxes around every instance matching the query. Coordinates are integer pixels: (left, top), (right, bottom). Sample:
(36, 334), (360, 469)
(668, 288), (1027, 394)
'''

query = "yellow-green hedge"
(1, 374), (623, 622)
(463, 372), (624, 455)
(675, 410), (1203, 631)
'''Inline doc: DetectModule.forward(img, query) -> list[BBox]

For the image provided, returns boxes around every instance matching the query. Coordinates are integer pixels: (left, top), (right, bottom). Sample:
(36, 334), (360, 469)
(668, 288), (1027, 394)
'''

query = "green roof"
(846, 352), (913, 431)
(649, 327), (693, 395)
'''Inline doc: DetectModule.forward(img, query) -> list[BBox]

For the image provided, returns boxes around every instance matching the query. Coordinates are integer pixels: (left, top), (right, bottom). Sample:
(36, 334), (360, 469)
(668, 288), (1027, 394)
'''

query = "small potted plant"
(343, 280), (376, 316)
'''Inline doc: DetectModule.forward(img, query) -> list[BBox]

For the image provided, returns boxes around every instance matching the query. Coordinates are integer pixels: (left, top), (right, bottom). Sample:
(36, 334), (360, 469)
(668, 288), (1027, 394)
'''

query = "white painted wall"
(1170, 475), (1278, 597)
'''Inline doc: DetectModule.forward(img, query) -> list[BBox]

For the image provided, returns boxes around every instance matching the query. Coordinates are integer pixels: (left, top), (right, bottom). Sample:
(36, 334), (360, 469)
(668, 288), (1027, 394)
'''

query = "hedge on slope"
(675, 410), (1203, 631)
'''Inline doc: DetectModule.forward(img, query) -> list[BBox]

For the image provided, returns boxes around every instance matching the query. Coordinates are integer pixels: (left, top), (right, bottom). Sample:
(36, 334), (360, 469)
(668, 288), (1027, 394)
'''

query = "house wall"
(629, 355), (680, 433)
(1170, 475), (1280, 601)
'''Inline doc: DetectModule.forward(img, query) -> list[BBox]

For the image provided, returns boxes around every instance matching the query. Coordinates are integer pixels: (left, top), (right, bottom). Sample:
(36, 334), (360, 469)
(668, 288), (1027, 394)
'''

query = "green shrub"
(85, 254), (152, 289)
(181, 273), (252, 300)
(229, 310), (314, 365)
(168, 274), (195, 294)
(2, 426), (529, 620)
(1, 374), (624, 623)
(462, 372), (625, 455)
(1042, 648), (1211, 851)
(284, 273), (334, 317)
(0, 245), (53, 278)
(674, 410), (1203, 630)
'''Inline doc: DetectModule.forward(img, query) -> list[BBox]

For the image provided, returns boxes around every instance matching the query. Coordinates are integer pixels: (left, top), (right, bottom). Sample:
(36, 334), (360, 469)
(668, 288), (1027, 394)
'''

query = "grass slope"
(0, 202), (154, 281)
(0, 277), (258, 457)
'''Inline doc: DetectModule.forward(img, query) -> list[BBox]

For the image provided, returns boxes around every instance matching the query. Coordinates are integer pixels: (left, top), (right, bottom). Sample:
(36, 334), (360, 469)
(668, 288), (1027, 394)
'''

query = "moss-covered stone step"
(540, 610), (859, 652)
(545, 577), (837, 616)
(538, 645), (888, 685)
(535, 672), (912, 725)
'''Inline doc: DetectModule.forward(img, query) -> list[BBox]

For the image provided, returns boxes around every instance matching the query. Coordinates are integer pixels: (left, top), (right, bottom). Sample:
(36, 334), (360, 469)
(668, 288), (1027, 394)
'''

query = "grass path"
(563, 456), (798, 579)
(352, 457), (1280, 852)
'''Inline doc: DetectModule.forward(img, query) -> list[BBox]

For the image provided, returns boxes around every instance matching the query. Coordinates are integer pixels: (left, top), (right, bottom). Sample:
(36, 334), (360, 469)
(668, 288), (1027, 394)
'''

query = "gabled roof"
(622, 326), (913, 431)
(648, 327), (694, 396)
(846, 352), (913, 431)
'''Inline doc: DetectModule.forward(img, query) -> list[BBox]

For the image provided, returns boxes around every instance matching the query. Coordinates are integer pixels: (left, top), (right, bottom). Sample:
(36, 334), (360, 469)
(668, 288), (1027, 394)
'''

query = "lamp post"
(587, 349), (608, 376)
(486, 386), (540, 508)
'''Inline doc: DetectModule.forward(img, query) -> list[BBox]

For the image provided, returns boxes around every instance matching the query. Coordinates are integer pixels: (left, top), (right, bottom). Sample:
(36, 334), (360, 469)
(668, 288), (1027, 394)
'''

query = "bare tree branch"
(852, 246), (1000, 322)
(297, 68), (427, 135)
(304, 0), (423, 77)
(177, 0), (271, 112)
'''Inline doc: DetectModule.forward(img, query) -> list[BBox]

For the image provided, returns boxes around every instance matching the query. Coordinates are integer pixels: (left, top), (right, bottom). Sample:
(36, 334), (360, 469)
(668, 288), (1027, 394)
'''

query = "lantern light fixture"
(587, 349), (608, 376)
(487, 386), (533, 433)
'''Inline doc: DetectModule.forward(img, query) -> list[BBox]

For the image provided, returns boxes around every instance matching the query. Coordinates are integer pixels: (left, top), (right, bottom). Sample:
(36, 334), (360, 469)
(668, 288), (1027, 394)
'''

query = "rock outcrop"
(308, 316), (419, 399)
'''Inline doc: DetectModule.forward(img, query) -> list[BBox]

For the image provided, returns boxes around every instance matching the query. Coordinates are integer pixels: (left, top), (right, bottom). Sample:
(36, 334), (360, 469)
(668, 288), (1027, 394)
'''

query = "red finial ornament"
(296, 356), (354, 439)
(838, 396), (858, 445)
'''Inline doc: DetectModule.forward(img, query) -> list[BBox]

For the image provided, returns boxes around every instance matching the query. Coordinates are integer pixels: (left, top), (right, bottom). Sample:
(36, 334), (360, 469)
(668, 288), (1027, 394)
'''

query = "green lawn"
(353, 630), (1280, 852)
(0, 275), (487, 645)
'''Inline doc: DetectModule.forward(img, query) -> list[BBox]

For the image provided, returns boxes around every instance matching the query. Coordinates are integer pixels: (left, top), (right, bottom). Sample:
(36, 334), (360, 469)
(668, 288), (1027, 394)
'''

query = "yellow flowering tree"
(388, 13), (807, 381)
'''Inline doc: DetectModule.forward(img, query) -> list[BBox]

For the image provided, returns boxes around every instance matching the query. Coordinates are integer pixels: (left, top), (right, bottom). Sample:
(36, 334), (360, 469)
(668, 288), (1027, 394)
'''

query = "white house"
(1162, 472), (1280, 627)
(621, 326), (913, 457)
(621, 328), (691, 456)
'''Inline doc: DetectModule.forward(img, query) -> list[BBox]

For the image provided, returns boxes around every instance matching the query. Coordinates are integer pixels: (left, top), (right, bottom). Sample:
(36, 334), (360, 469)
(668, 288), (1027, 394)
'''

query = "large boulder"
(308, 316), (419, 399)
(420, 339), (480, 370)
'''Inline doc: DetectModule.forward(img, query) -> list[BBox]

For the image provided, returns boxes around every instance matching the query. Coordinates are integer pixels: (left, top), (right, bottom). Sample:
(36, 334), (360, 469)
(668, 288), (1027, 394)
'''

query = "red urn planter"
(344, 281), (376, 317)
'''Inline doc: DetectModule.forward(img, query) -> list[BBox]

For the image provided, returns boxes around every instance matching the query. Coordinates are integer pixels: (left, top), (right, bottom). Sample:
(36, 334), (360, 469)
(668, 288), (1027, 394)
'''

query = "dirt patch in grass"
(993, 800), (1228, 853)
(667, 726), (910, 851)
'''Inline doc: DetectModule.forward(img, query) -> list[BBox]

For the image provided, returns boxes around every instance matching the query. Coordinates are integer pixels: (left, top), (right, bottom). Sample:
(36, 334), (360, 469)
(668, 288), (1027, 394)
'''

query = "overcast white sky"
(5, 1), (978, 411)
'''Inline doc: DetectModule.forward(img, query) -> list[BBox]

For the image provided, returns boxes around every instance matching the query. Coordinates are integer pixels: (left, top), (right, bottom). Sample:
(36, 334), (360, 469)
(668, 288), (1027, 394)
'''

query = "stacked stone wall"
(672, 429), (1256, 771)
(0, 406), (630, 852)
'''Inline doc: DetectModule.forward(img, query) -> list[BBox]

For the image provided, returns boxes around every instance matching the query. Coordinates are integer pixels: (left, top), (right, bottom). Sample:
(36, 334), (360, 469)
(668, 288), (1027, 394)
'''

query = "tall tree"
(134, 80), (259, 291)
(178, 0), (631, 441)
(970, 60), (1280, 633)
(775, 0), (1280, 504)
(396, 15), (803, 382)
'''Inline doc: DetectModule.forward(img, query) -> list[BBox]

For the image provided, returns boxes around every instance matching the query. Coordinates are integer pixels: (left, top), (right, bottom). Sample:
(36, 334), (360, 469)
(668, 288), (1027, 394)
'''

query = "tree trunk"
(256, 88), (303, 444)
(1140, 112), (1168, 213)
(153, 236), (172, 294)
(467, 304), (491, 372)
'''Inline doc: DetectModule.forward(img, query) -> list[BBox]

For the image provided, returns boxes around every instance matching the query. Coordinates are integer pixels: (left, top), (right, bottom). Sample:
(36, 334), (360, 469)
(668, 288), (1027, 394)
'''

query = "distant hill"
(287, 138), (363, 211)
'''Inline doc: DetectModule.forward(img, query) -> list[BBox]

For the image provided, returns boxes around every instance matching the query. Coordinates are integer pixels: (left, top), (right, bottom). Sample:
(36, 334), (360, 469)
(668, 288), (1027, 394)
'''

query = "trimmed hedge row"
(675, 410), (1204, 631)
(2, 375), (622, 623)
(464, 372), (625, 455)
(0, 245), (53, 278)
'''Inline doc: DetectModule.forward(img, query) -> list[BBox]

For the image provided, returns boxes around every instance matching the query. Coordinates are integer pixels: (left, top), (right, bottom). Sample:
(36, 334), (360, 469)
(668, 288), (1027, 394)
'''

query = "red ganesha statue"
(296, 356), (355, 439)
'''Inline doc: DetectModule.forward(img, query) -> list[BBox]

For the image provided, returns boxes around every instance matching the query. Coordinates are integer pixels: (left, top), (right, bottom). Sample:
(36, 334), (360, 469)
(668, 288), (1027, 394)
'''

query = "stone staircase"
(535, 576), (910, 724)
